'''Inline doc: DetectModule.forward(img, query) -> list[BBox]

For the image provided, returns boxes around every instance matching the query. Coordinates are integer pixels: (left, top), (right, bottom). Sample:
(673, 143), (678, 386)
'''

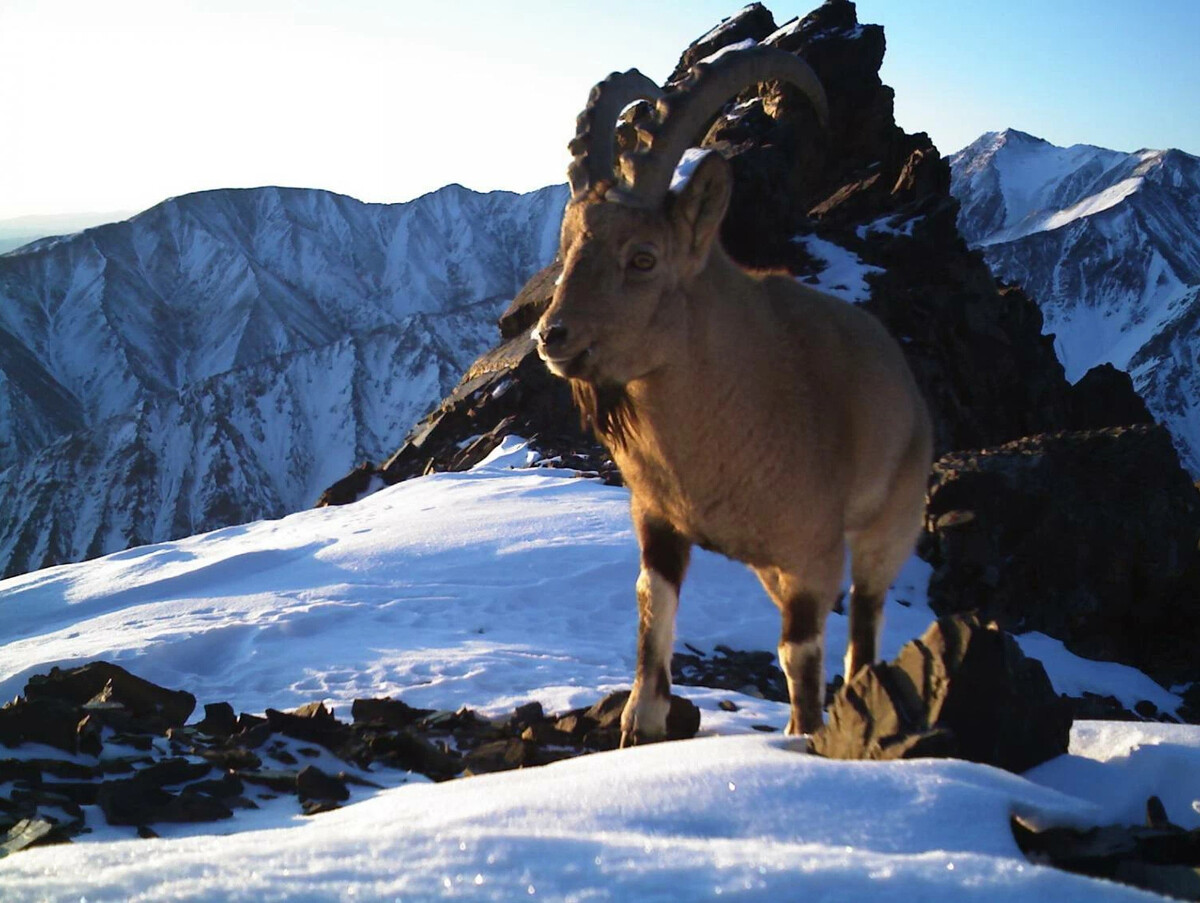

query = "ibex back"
(534, 47), (932, 745)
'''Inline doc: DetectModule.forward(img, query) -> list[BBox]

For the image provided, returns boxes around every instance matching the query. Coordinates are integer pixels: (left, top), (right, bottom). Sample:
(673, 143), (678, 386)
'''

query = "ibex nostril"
(540, 322), (570, 350)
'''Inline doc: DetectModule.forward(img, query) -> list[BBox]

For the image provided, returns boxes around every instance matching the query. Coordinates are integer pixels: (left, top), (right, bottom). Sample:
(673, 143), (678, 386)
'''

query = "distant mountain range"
(949, 129), (1200, 476)
(0, 211), (138, 256)
(0, 184), (566, 577)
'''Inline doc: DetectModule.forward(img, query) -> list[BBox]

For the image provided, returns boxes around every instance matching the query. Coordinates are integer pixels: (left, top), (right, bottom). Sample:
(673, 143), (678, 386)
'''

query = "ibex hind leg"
(621, 515), (690, 748)
(844, 459), (928, 679)
(757, 558), (841, 736)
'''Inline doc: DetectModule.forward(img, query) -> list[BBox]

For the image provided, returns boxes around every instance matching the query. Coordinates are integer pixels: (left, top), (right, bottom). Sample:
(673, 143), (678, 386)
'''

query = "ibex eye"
(630, 251), (657, 272)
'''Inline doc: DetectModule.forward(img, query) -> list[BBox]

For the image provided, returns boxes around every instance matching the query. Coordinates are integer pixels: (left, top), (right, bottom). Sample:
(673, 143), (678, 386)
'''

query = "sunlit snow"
(0, 439), (1194, 900)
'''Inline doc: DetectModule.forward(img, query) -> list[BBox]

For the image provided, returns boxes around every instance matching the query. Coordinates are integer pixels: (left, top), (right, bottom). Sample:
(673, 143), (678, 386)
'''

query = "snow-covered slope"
(0, 444), (1192, 900)
(950, 129), (1200, 475)
(0, 184), (567, 576)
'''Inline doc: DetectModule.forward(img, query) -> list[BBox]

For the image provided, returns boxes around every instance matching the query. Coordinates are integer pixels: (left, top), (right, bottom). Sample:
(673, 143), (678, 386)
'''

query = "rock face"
(924, 425), (1200, 686)
(810, 616), (1072, 773)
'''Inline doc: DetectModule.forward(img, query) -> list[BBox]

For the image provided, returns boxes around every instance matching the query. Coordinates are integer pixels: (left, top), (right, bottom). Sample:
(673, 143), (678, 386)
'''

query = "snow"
(669, 148), (713, 193)
(791, 234), (885, 303)
(0, 444), (1195, 899)
(698, 37), (757, 66)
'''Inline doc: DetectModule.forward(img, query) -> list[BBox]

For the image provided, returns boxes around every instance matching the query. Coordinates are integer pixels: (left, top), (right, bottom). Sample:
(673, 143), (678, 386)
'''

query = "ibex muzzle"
(537, 46), (933, 745)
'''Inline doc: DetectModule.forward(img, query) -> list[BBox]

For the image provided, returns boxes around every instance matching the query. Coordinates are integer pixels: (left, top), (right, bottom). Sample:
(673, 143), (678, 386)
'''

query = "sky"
(2, 0), (1199, 222)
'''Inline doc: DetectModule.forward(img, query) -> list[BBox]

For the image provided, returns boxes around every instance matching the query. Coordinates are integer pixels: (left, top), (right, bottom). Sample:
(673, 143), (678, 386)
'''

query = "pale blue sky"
(2, 0), (1198, 220)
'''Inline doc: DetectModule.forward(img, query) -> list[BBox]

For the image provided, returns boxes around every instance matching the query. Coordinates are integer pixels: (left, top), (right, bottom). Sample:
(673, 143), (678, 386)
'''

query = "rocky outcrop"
(810, 615), (1072, 773)
(0, 661), (700, 856)
(346, 0), (1145, 489)
(923, 425), (1200, 685)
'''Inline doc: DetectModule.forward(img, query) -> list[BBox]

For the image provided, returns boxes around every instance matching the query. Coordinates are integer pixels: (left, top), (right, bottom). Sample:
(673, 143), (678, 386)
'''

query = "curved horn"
(619, 45), (829, 207)
(567, 70), (664, 202)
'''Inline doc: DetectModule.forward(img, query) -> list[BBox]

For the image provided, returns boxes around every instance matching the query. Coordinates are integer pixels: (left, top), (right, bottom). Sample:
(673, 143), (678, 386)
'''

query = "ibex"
(534, 47), (932, 745)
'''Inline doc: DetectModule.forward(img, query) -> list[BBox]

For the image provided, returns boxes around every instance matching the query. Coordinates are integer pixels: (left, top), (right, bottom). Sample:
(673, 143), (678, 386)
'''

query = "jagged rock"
(1012, 797), (1200, 900)
(667, 3), (779, 83)
(96, 778), (233, 826)
(810, 615), (1071, 773)
(924, 424), (1200, 685)
(296, 765), (349, 803)
(24, 662), (195, 729)
(0, 697), (89, 754)
(194, 702), (238, 738)
(263, 703), (351, 753)
(351, 697), (435, 729)
(314, 462), (384, 508)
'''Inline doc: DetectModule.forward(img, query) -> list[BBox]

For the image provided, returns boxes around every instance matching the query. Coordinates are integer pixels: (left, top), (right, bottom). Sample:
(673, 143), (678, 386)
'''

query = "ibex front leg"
(621, 509), (690, 748)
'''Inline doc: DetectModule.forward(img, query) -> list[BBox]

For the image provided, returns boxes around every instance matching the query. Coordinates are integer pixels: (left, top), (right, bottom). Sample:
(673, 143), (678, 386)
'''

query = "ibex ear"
(668, 150), (731, 268)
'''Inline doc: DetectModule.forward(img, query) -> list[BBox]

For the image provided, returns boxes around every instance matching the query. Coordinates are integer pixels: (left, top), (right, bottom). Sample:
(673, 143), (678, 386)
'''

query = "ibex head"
(535, 47), (829, 389)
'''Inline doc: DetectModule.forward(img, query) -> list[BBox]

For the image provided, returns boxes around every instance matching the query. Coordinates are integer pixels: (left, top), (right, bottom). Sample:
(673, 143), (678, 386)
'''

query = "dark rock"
(511, 701), (545, 732)
(811, 615), (1071, 773)
(189, 772), (244, 799)
(924, 425), (1200, 685)
(96, 778), (233, 826)
(24, 662), (195, 728)
(667, 3), (778, 84)
(133, 758), (213, 788)
(350, 697), (434, 730)
(314, 462), (383, 508)
(359, 729), (460, 781)
(1067, 364), (1155, 431)
(193, 702), (238, 738)
(463, 738), (545, 775)
(0, 697), (87, 754)
(238, 770), (299, 794)
(1012, 802), (1200, 900)
(1064, 693), (1142, 723)
(672, 646), (789, 702)
(296, 765), (350, 803)
(264, 703), (351, 753)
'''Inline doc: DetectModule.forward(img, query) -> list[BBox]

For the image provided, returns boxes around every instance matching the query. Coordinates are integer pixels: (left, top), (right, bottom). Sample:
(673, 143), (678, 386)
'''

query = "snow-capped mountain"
(949, 129), (1200, 476)
(0, 183), (567, 577)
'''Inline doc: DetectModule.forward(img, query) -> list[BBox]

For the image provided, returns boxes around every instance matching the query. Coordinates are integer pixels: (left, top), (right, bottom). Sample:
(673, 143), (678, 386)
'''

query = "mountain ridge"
(0, 182), (567, 576)
(950, 128), (1200, 476)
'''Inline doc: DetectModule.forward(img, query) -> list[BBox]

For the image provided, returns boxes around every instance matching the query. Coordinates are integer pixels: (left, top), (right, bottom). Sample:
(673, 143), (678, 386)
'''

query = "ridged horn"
(619, 45), (829, 207)
(567, 70), (664, 202)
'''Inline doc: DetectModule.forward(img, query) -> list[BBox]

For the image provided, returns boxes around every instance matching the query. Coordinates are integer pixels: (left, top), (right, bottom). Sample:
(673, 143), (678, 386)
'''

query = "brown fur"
(537, 151), (933, 745)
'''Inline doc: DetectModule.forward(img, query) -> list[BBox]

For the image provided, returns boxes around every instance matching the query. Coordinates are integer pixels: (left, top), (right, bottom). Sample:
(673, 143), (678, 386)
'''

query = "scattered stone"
(296, 765), (349, 803)
(264, 704), (351, 753)
(1, 818), (57, 857)
(1012, 796), (1200, 900)
(810, 615), (1072, 773)
(24, 662), (195, 728)
(351, 697), (434, 729)
(96, 778), (232, 826)
(194, 702), (237, 738)
(672, 646), (789, 703)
